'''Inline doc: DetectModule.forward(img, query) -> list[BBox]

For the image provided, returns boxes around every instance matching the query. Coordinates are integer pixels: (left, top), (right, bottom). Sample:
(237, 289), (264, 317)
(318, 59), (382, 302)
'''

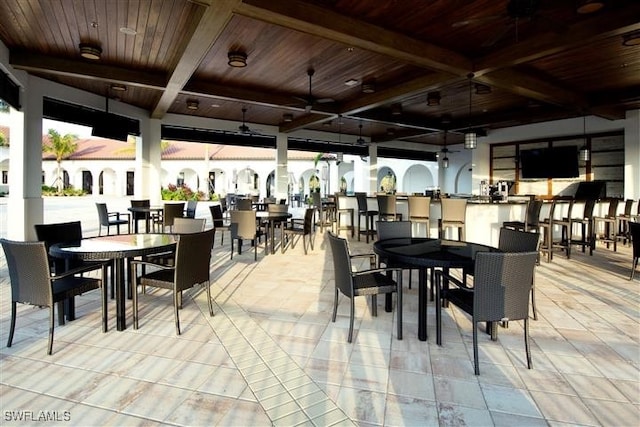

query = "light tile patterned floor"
(0, 197), (639, 426)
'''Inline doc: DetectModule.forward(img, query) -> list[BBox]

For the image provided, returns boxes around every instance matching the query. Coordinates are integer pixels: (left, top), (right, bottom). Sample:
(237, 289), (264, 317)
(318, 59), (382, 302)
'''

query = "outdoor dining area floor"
(0, 197), (638, 426)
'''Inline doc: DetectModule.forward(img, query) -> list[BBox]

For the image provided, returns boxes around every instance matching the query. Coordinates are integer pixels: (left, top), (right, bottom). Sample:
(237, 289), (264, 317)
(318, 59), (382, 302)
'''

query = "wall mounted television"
(520, 146), (579, 179)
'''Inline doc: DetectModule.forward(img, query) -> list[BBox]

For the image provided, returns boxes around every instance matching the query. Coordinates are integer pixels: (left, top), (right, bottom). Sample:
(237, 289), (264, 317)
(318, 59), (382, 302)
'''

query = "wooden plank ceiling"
(0, 0), (639, 151)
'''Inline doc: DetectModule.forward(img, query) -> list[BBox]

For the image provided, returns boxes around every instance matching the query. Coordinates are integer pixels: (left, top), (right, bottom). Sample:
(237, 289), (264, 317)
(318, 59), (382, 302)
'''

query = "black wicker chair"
(376, 220), (414, 289)
(282, 208), (315, 254)
(1, 238), (105, 354)
(435, 251), (538, 375)
(327, 231), (403, 343)
(96, 202), (130, 236)
(230, 209), (262, 261)
(130, 229), (215, 335)
(209, 204), (231, 246)
(35, 220), (111, 319)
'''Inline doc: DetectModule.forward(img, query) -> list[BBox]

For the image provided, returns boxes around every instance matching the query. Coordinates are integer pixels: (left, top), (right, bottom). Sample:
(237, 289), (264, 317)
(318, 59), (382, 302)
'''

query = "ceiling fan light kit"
(576, 0), (605, 14)
(227, 51), (247, 67)
(622, 31), (640, 47)
(361, 80), (376, 93)
(79, 43), (102, 60)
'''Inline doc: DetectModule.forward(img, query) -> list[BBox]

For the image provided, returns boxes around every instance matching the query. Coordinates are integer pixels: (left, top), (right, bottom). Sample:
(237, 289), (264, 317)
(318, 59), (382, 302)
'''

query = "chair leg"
(101, 265), (108, 333)
(348, 298), (355, 343)
(397, 273), (403, 340)
(332, 288), (339, 322)
(631, 257), (638, 280)
(531, 276), (538, 320)
(371, 295), (377, 317)
(48, 305), (55, 355)
(205, 283), (214, 317)
(132, 273), (139, 330)
(174, 291), (181, 335)
(473, 321), (480, 375)
(524, 317), (532, 369)
(7, 301), (16, 348)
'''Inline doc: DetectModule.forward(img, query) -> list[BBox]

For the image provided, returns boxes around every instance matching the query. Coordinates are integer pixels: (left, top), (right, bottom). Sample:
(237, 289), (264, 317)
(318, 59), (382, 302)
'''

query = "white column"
(275, 133), (288, 201)
(136, 118), (162, 204)
(368, 144), (378, 194)
(624, 110), (640, 199)
(8, 77), (43, 240)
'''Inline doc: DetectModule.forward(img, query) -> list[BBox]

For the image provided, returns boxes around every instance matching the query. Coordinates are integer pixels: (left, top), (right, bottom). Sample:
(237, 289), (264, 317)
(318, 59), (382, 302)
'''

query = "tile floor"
(0, 198), (639, 426)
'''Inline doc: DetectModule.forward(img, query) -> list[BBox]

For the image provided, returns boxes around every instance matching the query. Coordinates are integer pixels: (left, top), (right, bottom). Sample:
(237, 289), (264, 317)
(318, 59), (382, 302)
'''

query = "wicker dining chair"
(230, 209), (262, 261)
(327, 231), (403, 343)
(282, 207), (315, 254)
(35, 220), (111, 317)
(96, 202), (130, 236)
(1, 238), (105, 354)
(130, 229), (215, 335)
(209, 204), (231, 246)
(376, 220), (414, 289)
(172, 218), (206, 233)
(157, 202), (185, 233)
(435, 251), (538, 375)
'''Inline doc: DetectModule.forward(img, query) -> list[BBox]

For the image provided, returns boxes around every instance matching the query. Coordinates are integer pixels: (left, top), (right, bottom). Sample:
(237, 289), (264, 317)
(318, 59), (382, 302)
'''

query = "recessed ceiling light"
(227, 51), (247, 67)
(427, 91), (441, 106)
(361, 80), (376, 93)
(344, 79), (359, 87)
(119, 27), (137, 35)
(110, 83), (127, 91)
(186, 100), (199, 110)
(211, 103), (221, 108)
(622, 31), (640, 47)
(79, 43), (102, 60)
(283, 113), (293, 122)
(576, 0), (604, 14)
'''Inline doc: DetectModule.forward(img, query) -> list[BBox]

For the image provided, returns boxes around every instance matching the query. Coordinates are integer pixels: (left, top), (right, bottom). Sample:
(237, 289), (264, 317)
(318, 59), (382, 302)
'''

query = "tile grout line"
(194, 283), (354, 426)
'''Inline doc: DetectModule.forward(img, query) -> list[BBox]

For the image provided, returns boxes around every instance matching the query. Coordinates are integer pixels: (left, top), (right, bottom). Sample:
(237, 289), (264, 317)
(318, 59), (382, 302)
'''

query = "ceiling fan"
(438, 129), (460, 156)
(291, 68), (335, 112)
(237, 107), (262, 135)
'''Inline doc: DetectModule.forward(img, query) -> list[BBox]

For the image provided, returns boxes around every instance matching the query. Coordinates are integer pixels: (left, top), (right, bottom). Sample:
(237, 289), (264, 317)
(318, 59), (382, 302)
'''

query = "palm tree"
(42, 129), (78, 193)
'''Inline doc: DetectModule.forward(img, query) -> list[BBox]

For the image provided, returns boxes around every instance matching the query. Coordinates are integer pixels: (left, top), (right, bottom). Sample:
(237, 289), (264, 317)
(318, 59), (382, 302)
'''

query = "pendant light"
(464, 74), (477, 149)
(579, 116), (590, 162)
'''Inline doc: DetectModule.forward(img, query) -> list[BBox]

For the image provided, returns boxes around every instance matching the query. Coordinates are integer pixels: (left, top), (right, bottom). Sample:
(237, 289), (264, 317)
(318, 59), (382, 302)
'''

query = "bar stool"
(438, 198), (467, 241)
(408, 195), (431, 237)
(594, 198), (620, 251)
(356, 192), (378, 242)
(570, 199), (596, 256)
(616, 199), (635, 246)
(503, 199), (543, 232)
(377, 194), (402, 221)
(334, 193), (354, 238)
(538, 196), (573, 262)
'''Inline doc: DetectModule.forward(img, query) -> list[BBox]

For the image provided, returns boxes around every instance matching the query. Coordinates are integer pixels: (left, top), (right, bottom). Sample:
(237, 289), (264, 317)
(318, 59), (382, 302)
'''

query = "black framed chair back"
(326, 231), (403, 343)
(1, 238), (102, 354)
(209, 204), (231, 246)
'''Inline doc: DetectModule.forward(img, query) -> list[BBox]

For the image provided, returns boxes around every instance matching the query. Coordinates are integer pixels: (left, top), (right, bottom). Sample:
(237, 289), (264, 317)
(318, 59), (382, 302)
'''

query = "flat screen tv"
(520, 146), (579, 179)
(91, 112), (133, 142)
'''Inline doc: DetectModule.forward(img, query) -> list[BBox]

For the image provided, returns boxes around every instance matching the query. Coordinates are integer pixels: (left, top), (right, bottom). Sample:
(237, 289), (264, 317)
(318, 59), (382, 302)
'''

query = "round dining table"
(50, 234), (177, 331)
(373, 237), (499, 341)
